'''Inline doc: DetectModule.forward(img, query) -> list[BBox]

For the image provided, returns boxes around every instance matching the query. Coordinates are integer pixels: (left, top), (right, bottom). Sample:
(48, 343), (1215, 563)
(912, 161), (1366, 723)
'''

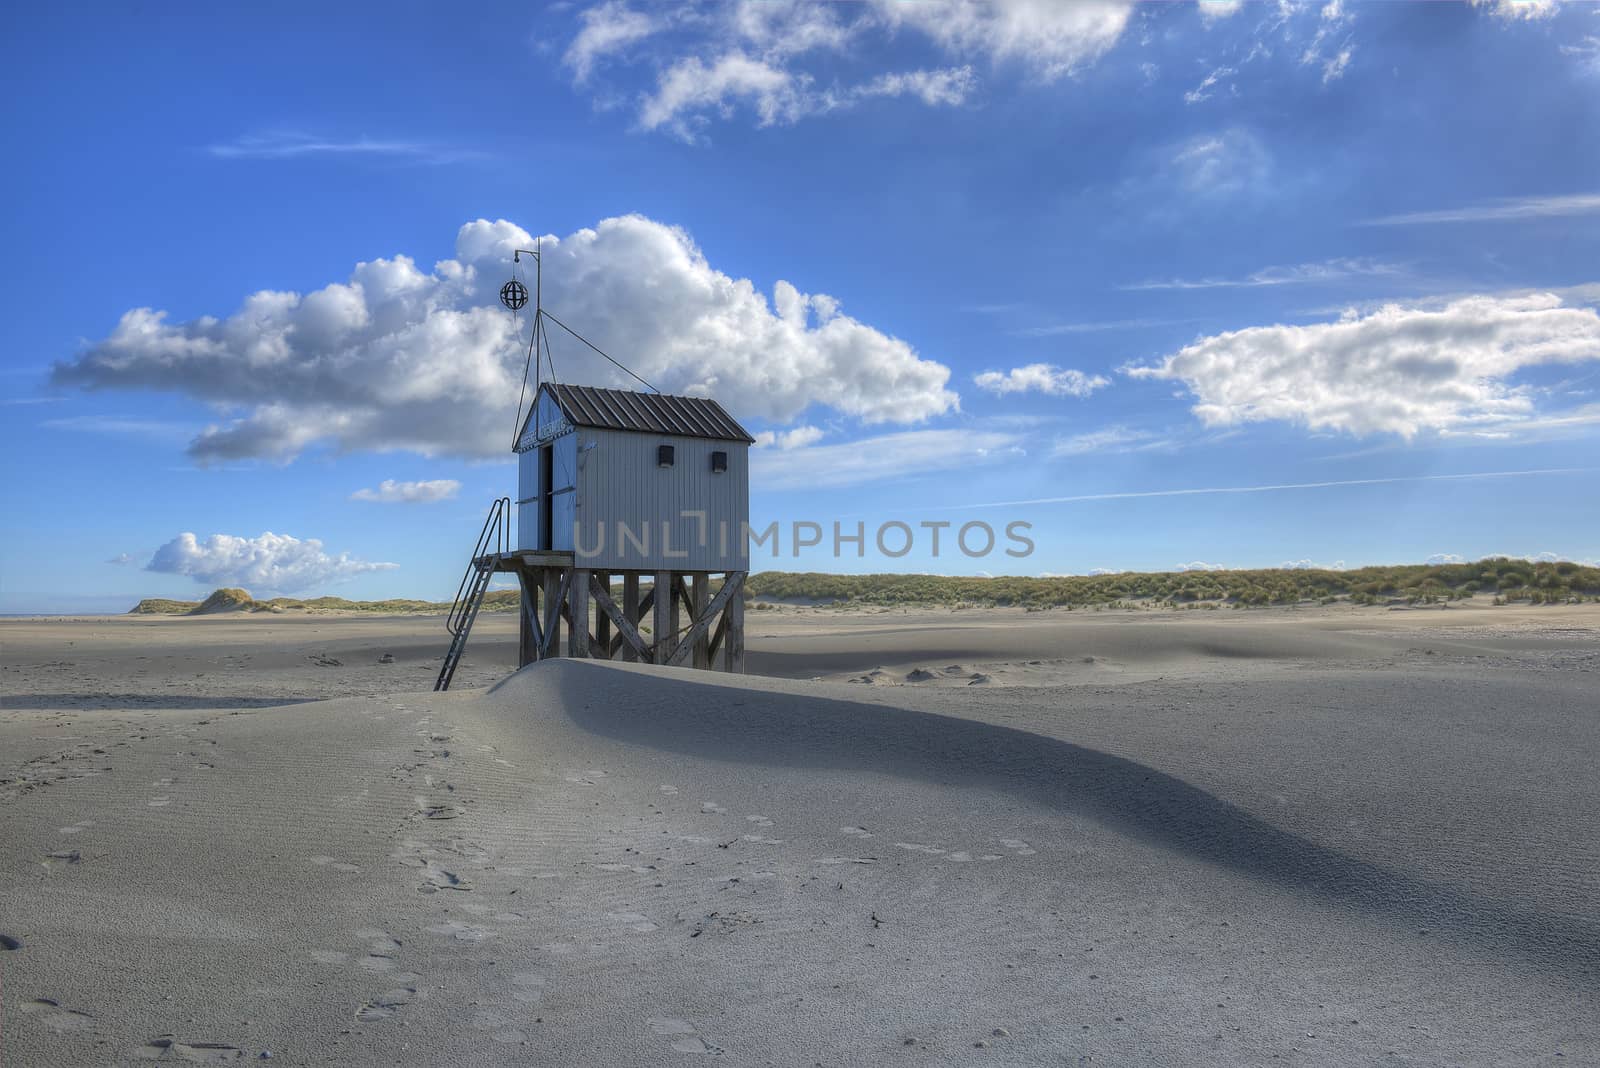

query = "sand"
(1, 602), (1597, 1065)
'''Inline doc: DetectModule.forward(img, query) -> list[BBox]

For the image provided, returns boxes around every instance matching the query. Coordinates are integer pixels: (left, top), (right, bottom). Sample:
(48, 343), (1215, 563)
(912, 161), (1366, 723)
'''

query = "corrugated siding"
(570, 428), (749, 571)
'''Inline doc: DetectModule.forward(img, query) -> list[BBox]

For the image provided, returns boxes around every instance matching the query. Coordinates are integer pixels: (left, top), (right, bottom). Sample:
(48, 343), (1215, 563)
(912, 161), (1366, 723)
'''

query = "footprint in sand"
(147, 797), (172, 808)
(59, 820), (94, 835)
(998, 838), (1037, 856)
(471, 1008), (526, 1044)
(355, 987), (417, 1022)
(741, 834), (784, 844)
(428, 919), (495, 943)
(308, 855), (361, 873)
(607, 912), (660, 933)
(133, 1038), (245, 1062)
(894, 842), (947, 856)
(21, 998), (94, 1033)
(43, 850), (82, 869)
(745, 814), (773, 827)
(510, 972), (547, 1004)
(700, 801), (725, 814)
(839, 826), (874, 839)
(648, 1017), (722, 1055)
(659, 785), (679, 795)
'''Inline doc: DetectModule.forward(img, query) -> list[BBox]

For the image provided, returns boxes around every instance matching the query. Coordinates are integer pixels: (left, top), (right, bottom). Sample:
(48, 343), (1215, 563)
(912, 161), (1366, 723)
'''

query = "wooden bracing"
(486, 550), (745, 674)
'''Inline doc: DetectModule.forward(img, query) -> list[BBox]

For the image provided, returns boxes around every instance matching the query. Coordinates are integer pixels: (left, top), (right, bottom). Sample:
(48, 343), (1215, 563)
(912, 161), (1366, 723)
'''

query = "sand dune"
(2, 605), (1597, 1064)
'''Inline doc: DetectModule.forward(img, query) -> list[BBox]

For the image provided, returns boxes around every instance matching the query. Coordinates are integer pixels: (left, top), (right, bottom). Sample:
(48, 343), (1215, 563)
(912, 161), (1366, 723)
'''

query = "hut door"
(539, 443), (554, 551)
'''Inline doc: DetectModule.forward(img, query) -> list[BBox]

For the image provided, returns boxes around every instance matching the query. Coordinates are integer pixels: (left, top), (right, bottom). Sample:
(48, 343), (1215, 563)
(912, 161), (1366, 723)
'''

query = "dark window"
(657, 444), (675, 468)
(711, 450), (728, 473)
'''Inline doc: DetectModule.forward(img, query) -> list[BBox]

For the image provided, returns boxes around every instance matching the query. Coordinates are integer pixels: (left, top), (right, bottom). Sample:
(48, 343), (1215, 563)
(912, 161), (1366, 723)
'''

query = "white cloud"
(41, 414), (193, 438)
(1177, 560), (1228, 572)
(753, 425), (825, 450)
(1123, 258), (1403, 290)
(1051, 426), (1165, 457)
(107, 553), (134, 565)
(1127, 291), (1600, 438)
(564, 1), (661, 83)
(567, 0), (1130, 136)
(1280, 558), (1346, 570)
(872, 0), (1132, 81)
(1184, 65), (1235, 104)
(207, 131), (476, 164)
(1086, 567), (1121, 576)
(54, 215), (956, 461)
(974, 364), (1110, 398)
(1198, 0), (1245, 20)
(1365, 192), (1600, 226)
(1469, 0), (1560, 20)
(1426, 553), (1466, 565)
(1169, 129), (1272, 198)
(638, 54), (976, 138)
(1562, 36), (1600, 75)
(146, 532), (397, 593)
(350, 478), (462, 503)
(752, 428), (1022, 490)
(1320, 46), (1353, 84)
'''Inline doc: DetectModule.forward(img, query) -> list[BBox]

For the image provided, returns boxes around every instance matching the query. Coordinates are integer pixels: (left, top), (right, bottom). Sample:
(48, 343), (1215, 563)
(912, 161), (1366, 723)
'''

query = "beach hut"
(436, 382), (754, 689)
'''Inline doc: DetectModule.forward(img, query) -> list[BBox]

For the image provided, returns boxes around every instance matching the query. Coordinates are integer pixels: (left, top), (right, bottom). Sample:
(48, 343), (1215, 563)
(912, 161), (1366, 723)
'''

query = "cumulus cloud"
(146, 532), (397, 593)
(1176, 560), (1228, 572)
(567, 0), (1130, 137)
(974, 364), (1110, 398)
(54, 215), (956, 462)
(107, 552), (134, 565)
(350, 478), (462, 503)
(753, 425), (825, 450)
(1281, 558), (1346, 570)
(1426, 553), (1466, 565)
(752, 428), (1022, 490)
(1127, 291), (1600, 438)
(1198, 0), (1245, 20)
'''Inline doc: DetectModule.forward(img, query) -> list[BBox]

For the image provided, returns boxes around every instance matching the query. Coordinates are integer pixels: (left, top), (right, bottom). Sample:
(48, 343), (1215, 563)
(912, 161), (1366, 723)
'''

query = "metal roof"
(539, 383), (755, 444)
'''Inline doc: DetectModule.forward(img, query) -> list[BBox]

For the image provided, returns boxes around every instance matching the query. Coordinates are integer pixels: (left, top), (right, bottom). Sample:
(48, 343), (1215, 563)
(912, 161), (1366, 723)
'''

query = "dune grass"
(127, 558), (1600, 616)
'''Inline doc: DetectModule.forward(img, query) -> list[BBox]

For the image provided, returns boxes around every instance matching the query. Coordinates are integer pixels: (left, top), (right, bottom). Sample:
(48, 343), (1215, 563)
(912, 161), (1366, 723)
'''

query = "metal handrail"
(445, 497), (511, 635)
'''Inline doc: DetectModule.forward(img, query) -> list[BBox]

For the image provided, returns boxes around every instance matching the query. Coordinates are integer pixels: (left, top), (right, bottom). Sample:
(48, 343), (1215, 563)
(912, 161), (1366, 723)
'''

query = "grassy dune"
(746, 558), (1600, 609)
(127, 558), (1600, 616)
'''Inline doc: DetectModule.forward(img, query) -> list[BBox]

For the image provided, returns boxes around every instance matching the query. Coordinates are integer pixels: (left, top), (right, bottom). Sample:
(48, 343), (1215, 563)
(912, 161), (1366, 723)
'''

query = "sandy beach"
(2, 602), (1597, 1065)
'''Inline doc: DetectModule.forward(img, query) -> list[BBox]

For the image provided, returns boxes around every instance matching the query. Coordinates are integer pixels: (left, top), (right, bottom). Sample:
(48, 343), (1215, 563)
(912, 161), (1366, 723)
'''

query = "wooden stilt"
(725, 571), (745, 673)
(622, 574), (640, 663)
(594, 572), (611, 661)
(569, 568), (591, 658)
(654, 570), (674, 664)
(691, 575), (710, 669)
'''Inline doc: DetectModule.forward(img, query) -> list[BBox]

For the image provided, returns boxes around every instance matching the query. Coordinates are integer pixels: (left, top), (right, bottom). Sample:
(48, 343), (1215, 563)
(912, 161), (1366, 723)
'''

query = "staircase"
(435, 497), (511, 691)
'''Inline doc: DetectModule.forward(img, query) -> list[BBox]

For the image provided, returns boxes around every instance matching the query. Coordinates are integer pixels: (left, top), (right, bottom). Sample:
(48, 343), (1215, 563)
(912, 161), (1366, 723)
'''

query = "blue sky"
(3, 0), (1599, 611)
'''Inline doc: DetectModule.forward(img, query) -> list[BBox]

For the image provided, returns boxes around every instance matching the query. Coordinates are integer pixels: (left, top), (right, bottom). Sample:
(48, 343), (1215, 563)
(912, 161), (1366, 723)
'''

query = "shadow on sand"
(503, 659), (1599, 987)
(1, 693), (317, 711)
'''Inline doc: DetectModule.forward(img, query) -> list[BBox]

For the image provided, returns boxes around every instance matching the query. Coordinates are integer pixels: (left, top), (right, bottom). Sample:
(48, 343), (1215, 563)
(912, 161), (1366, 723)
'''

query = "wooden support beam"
(591, 573), (653, 663)
(540, 569), (568, 658)
(569, 568), (591, 658)
(653, 570), (674, 664)
(707, 609), (727, 661)
(517, 568), (542, 668)
(666, 573), (742, 668)
(621, 574), (640, 663)
(724, 572), (746, 673)
(594, 572), (611, 660)
(691, 575), (710, 669)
